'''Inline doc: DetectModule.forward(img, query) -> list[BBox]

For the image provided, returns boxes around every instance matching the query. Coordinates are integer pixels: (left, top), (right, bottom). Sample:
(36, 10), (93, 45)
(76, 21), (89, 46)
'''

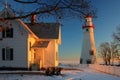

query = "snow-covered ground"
(0, 65), (120, 80)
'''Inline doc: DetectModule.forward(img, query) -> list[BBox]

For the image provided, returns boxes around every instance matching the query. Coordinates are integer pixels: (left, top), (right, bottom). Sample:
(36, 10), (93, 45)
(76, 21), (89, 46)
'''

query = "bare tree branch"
(0, 0), (96, 21)
(14, 0), (38, 4)
(113, 25), (120, 42)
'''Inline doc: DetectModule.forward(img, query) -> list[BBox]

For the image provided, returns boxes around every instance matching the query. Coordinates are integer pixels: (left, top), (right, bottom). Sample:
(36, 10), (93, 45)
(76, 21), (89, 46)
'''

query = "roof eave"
(18, 19), (39, 39)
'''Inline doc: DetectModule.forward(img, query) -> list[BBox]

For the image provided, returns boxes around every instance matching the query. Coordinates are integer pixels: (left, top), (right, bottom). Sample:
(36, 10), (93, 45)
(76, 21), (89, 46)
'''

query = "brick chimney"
(31, 14), (36, 24)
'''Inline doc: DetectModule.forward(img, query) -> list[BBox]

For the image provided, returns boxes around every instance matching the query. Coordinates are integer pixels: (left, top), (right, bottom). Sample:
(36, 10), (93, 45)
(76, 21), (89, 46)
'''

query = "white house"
(0, 6), (61, 70)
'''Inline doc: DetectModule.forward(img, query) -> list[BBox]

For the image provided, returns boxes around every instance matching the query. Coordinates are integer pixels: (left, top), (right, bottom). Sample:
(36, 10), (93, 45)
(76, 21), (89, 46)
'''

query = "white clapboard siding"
(0, 19), (29, 68)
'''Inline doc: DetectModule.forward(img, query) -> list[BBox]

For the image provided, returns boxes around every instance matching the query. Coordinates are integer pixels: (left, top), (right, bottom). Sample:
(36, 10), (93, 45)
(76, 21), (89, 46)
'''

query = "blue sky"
(59, 0), (120, 62)
(1, 0), (120, 63)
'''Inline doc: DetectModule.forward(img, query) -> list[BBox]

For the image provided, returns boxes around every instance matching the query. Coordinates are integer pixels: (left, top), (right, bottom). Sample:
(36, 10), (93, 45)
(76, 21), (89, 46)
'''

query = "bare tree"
(0, 0), (96, 21)
(98, 42), (109, 65)
(98, 42), (119, 65)
(110, 42), (118, 65)
(113, 26), (120, 43)
(113, 26), (120, 65)
(116, 50), (120, 65)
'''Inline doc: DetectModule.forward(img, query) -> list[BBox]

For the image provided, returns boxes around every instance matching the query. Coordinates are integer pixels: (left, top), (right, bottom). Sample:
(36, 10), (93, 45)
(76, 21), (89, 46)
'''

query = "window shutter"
(2, 30), (5, 38)
(6, 28), (10, 37)
(10, 28), (13, 38)
(10, 48), (13, 60)
(2, 48), (5, 60)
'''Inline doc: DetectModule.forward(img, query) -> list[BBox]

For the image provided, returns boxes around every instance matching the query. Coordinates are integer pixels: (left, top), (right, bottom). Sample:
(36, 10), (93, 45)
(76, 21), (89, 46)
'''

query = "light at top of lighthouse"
(85, 14), (92, 18)
(82, 15), (94, 29)
(85, 15), (92, 22)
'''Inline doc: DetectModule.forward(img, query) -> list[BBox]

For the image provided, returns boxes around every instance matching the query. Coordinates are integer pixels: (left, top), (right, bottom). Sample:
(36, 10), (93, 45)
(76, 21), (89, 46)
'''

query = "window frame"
(2, 27), (13, 38)
(86, 28), (89, 32)
(2, 47), (13, 61)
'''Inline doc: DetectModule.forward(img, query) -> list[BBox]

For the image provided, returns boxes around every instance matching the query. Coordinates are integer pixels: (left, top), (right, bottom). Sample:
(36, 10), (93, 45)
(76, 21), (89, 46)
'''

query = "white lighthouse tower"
(80, 15), (96, 64)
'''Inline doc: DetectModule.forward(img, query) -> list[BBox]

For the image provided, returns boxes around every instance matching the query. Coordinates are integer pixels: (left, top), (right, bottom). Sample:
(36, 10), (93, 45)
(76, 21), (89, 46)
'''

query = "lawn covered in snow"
(0, 65), (120, 80)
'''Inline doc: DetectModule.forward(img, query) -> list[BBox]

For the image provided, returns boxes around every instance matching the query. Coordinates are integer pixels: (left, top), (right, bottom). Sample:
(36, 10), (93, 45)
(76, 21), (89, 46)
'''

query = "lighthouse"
(80, 15), (96, 64)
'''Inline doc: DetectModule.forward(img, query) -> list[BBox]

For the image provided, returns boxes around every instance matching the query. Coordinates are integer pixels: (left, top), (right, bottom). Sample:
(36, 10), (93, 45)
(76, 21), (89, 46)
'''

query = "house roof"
(32, 41), (49, 48)
(26, 23), (60, 39)
(0, 7), (15, 18)
(0, 6), (60, 40)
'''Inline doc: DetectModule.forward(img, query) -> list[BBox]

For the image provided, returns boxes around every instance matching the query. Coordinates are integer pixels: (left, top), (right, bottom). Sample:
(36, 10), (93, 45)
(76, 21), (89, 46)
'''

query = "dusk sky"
(59, 0), (120, 62)
(1, 0), (120, 63)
